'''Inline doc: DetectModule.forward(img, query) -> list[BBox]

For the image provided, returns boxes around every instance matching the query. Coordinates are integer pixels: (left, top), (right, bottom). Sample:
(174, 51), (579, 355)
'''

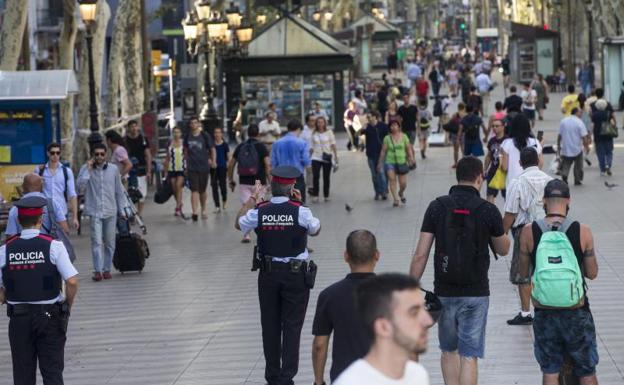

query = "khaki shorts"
(509, 226), (531, 284)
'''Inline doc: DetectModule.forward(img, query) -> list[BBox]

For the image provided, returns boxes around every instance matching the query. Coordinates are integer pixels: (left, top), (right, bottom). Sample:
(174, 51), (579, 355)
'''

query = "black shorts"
(168, 171), (184, 178)
(188, 170), (209, 193)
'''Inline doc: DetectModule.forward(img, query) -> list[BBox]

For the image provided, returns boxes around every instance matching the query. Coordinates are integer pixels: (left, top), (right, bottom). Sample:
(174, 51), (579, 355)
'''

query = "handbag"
(154, 176), (173, 204)
(488, 166), (506, 190)
(395, 163), (410, 175)
(600, 121), (619, 138)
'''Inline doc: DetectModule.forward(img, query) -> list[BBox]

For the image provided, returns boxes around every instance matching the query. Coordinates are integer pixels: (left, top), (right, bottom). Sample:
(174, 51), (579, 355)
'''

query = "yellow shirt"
(561, 94), (580, 116)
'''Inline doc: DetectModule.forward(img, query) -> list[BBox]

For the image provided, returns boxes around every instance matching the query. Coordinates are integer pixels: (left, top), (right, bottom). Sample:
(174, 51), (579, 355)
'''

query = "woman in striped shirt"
(163, 126), (186, 217)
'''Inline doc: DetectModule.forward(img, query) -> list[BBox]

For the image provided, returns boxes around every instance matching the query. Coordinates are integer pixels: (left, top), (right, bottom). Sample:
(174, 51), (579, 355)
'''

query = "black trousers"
(9, 310), (67, 385)
(258, 267), (310, 385)
(210, 167), (227, 207)
(311, 160), (332, 198)
(346, 126), (360, 149)
(294, 175), (306, 204)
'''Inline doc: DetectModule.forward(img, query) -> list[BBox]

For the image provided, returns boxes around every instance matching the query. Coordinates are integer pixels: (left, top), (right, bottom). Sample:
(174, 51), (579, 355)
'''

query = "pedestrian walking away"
(558, 108), (590, 185)
(502, 147), (553, 325)
(312, 230), (379, 384)
(333, 273), (432, 385)
(0, 195), (78, 385)
(105, 130), (133, 180)
(227, 124), (270, 243)
(271, 119), (311, 204)
(590, 90), (617, 176)
(500, 114), (544, 188)
(517, 179), (599, 385)
(76, 143), (127, 282)
(410, 156), (510, 385)
(183, 116), (216, 221)
(398, 93), (417, 145)
(503, 85), (523, 115)
(475, 70), (493, 117)
(37, 143), (79, 231)
(359, 112), (388, 200)
(521, 82), (538, 128)
(531, 74), (549, 121)
(310, 117), (338, 202)
(235, 166), (321, 385)
(459, 104), (486, 157)
(378, 121), (416, 207)
(124, 120), (153, 215)
(163, 126), (187, 217)
(210, 127), (230, 212)
(417, 99), (433, 159)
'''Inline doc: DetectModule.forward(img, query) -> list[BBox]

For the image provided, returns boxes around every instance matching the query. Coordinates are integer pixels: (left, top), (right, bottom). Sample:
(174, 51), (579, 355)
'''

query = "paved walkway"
(1, 79), (624, 385)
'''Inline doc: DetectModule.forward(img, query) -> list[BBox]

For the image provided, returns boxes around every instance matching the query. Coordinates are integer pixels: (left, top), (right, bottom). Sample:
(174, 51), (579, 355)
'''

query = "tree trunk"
(105, 0), (128, 127)
(75, 0), (111, 168)
(59, 0), (79, 162)
(0, 0), (29, 71)
(119, 0), (144, 124)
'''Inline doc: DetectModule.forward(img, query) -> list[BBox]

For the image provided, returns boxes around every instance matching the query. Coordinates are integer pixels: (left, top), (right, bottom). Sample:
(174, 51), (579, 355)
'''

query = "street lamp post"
(78, 0), (101, 151)
(182, 2), (253, 137)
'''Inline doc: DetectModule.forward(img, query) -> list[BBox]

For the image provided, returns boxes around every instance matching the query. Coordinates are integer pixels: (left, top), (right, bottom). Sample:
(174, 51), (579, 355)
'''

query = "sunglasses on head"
(49, 151), (60, 155)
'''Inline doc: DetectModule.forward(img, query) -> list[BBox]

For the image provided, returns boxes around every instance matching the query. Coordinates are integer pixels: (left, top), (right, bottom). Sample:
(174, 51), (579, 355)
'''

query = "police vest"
(255, 200), (307, 258)
(2, 234), (62, 303)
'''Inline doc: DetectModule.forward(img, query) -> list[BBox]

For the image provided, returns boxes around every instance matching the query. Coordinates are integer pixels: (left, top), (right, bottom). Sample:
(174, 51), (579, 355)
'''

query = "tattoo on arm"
(583, 248), (595, 258)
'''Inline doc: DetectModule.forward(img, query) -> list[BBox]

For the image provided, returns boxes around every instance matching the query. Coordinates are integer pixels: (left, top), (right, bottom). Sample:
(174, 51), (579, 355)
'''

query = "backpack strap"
(535, 219), (550, 233)
(62, 165), (69, 201)
(38, 164), (45, 176)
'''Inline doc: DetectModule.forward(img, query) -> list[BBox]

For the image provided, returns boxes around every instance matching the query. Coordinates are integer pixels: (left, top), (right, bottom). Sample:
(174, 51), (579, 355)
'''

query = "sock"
(521, 311), (532, 318)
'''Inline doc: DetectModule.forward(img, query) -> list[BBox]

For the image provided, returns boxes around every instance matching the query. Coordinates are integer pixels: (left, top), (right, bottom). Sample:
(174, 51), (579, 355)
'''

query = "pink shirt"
(111, 146), (129, 176)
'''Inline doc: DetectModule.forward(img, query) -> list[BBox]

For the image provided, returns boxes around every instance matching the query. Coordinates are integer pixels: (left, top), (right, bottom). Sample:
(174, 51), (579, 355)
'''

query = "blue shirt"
(214, 142), (230, 168)
(77, 162), (127, 219)
(238, 196), (320, 262)
(5, 192), (65, 237)
(36, 163), (77, 219)
(0, 228), (78, 304)
(270, 133), (311, 174)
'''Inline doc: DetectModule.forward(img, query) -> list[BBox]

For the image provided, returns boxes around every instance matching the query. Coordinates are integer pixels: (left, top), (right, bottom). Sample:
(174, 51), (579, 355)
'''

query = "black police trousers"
(258, 266), (310, 385)
(8, 309), (67, 385)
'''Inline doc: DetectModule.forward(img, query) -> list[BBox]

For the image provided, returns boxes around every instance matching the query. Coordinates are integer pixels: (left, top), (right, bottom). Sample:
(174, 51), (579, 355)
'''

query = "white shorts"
(137, 176), (147, 202)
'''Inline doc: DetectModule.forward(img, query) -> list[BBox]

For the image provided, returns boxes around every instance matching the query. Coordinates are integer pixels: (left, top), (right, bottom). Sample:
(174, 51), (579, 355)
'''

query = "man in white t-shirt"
(333, 273), (432, 385)
(258, 111), (282, 149)
(520, 82), (538, 127)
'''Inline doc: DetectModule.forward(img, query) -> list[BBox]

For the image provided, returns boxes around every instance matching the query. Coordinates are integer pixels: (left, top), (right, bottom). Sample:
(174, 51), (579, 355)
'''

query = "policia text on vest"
(0, 195), (79, 385)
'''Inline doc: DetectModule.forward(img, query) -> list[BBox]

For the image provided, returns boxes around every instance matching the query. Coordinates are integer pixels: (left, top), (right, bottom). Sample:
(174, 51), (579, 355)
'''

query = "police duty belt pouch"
(304, 260), (318, 289)
(532, 219), (584, 308)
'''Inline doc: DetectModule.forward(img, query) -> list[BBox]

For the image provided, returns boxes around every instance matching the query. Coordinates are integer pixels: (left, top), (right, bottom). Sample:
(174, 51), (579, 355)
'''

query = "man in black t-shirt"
(503, 85), (523, 113)
(124, 120), (152, 214)
(312, 230), (379, 384)
(227, 124), (270, 242)
(410, 157), (510, 385)
(398, 93), (418, 144)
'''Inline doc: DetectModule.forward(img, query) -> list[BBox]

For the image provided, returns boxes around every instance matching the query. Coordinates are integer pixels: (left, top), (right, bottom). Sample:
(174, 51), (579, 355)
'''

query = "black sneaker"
(507, 313), (533, 325)
(606, 167), (612, 176)
(191, 214), (198, 222)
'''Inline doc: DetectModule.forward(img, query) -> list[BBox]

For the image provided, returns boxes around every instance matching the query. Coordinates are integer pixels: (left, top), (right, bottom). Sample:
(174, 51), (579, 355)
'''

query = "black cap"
(14, 195), (47, 216)
(271, 165), (301, 184)
(544, 179), (570, 199)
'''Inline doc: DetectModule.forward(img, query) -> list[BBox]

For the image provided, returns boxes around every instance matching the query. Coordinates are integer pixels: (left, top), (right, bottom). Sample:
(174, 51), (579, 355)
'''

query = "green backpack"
(532, 218), (584, 308)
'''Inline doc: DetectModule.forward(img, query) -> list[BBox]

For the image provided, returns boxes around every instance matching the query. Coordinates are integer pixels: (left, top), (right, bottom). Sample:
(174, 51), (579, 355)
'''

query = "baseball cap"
(544, 179), (570, 199)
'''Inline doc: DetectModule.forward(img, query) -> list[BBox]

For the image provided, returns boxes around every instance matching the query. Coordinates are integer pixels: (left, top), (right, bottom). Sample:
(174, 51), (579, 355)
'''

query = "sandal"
(393, 200), (400, 207)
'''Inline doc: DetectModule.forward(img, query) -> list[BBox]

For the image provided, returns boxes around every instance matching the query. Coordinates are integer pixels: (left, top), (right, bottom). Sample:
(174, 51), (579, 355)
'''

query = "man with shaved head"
(5, 174), (68, 236)
(312, 230), (380, 384)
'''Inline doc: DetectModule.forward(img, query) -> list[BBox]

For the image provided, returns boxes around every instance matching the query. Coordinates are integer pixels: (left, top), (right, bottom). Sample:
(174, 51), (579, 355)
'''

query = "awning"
(0, 70), (79, 101)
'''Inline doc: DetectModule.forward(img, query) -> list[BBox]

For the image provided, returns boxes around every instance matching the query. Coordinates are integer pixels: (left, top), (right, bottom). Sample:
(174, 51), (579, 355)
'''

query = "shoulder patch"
(255, 201), (271, 209)
(287, 200), (302, 207)
(5, 234), (19, 244)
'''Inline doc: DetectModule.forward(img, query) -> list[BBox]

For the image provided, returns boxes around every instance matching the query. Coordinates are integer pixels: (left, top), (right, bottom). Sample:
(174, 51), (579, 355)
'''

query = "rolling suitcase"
(113, 216), (150, 273)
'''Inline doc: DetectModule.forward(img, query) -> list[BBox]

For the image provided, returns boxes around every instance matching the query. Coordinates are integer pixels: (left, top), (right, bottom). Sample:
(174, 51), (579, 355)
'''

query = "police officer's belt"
(262, 257), (308, 273)
(7, 302), (67, 317)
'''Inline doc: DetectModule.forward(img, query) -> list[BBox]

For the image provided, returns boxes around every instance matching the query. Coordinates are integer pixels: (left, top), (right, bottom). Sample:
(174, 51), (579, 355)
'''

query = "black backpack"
(39, 164), (69, 200)
(434, 195), (490, 286)
(463, 117), (480, 140)
(237, 140), (260, 176)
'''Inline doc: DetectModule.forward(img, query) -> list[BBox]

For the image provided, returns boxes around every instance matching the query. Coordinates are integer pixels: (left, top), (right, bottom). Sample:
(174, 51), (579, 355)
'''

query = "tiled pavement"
(1, 82), (624, 384)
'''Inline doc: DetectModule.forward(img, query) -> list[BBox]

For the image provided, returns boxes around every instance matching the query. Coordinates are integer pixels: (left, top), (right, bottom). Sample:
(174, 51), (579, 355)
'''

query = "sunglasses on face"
(94, 152), (106, 157)
(49, 151), (60, 155)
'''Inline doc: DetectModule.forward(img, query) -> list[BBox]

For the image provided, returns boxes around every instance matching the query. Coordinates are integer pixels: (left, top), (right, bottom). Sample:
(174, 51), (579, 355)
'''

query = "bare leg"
(441, 351), (461, 385)
(398, 174), (407, 199)
(543, 374), (559, 385)
(520, 284), (532, 312)
(453, 142), (460, 166)
(200, 191), (208, 218)
(579, 375), (598, 385)
(459, 356), (478, 385)
(191, 191), (200, 215)
(387, 169), (398, 204)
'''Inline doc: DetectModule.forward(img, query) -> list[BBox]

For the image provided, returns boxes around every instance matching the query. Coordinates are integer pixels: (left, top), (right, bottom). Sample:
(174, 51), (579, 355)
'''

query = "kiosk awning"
(0, 70), (79, 101)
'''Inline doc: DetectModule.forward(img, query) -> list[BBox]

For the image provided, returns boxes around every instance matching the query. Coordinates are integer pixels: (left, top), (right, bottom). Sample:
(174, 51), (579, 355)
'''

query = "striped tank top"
(168, 144), (184, 172)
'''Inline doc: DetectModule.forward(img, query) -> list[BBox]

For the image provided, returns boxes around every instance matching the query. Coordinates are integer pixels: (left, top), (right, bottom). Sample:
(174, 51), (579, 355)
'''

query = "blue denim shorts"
(533, 309), (599, 377)
(438, 296), (489, 358)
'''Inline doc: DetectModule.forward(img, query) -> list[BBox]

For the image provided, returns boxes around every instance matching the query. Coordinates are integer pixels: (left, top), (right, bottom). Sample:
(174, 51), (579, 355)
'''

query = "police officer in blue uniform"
(0, 196), (79, 385)
(236, 165), (321, 385)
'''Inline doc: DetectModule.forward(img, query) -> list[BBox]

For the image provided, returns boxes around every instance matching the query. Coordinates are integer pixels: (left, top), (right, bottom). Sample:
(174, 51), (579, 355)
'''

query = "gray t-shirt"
(185, 132), (213, 172)
(558, 115), (588, 157)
